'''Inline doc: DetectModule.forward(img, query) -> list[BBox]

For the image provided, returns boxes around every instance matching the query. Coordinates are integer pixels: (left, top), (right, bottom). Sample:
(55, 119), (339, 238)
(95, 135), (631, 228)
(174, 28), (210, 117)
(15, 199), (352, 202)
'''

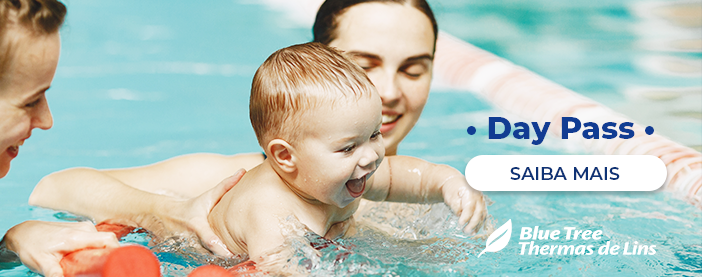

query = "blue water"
(1, 0), (701, 276)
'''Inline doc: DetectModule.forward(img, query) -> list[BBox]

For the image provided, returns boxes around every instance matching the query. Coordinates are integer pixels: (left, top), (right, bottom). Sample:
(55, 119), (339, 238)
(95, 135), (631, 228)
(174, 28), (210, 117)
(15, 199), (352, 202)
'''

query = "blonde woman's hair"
(250, 42), (375, 148)
(0, 0), (66, 80)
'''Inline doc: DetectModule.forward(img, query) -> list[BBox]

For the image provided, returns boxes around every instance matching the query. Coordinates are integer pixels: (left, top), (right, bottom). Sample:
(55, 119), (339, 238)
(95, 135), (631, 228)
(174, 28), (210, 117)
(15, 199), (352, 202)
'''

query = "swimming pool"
(1, 0), (700, 276)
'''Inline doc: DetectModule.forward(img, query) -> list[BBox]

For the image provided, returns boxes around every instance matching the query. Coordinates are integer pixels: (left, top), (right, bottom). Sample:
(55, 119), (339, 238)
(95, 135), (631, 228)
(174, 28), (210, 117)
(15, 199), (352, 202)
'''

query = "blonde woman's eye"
(25, 98), (41, 108)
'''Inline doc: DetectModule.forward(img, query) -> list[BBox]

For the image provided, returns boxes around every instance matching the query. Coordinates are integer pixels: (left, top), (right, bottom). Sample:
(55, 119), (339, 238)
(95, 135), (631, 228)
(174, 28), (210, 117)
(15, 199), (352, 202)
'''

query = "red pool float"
(60, 223), (161, 277)
(188, 264), (234, 277)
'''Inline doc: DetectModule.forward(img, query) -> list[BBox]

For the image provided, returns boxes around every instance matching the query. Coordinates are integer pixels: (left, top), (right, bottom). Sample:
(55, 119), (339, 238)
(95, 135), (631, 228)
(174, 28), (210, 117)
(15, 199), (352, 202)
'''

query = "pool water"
(1, 0), (700, 276)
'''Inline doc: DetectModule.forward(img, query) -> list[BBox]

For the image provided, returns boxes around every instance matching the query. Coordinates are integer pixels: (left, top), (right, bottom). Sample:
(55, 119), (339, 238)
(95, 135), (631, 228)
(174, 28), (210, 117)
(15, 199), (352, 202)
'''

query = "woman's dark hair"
(313, 0), (438, 47)
(0, 0), (66, 76)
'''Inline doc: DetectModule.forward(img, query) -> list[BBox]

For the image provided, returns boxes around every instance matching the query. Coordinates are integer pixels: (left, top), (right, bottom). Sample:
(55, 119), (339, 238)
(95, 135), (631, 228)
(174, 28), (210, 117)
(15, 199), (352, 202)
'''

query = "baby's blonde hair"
(250, 42), (375, 148)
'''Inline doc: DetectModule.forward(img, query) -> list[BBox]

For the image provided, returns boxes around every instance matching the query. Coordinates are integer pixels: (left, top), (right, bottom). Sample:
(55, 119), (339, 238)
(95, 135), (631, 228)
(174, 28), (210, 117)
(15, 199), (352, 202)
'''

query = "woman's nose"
(32, 99), (53, 130)
(376, 73), (402, 105)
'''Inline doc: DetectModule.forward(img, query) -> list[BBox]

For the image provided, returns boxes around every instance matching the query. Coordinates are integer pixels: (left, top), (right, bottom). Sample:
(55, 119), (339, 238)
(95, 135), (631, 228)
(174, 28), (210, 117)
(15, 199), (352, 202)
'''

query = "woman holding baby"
(28, 0), (487, 271)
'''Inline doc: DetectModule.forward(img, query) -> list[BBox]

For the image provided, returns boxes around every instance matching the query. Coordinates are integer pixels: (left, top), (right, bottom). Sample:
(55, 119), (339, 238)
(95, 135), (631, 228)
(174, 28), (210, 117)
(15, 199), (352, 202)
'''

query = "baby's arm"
(364, 155), (487, 234)
(243, 214), (288, 263)
(229, 207), (296, 274)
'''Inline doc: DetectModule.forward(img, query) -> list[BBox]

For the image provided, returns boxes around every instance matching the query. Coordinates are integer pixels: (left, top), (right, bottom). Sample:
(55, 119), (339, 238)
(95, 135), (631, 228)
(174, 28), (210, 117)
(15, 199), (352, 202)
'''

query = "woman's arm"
(364, 155), (487, 234)
(102, 153), (264, 197)
(29, 168), (247, 256)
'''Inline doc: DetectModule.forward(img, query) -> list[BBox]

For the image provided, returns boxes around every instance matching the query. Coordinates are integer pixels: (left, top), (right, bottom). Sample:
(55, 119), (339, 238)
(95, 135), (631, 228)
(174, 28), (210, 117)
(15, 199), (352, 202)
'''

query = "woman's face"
(0, 32), (59, 178)
(329, 2), (434, 156)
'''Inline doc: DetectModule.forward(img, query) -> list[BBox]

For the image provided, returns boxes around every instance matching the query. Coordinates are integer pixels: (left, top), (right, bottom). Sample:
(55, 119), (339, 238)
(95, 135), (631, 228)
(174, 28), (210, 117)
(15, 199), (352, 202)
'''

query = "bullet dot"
(467, 126), (476, 135)
(645, 126), (654, 135)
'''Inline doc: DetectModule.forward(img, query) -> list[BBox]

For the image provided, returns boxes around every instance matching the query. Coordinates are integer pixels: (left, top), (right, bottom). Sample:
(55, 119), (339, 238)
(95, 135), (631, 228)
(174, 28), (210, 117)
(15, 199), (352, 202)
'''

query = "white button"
(465, 155), (666, 191)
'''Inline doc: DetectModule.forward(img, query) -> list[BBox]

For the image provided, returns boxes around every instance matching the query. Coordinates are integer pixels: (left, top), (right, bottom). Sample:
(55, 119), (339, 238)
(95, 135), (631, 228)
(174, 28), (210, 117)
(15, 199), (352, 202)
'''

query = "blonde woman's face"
(329, 2), (434, 156)
(0, 32), (59, 178)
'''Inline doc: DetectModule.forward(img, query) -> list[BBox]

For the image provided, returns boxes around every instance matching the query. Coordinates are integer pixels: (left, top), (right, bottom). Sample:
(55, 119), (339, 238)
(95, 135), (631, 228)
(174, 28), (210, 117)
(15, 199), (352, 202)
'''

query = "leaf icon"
(478, 219), (512, 258)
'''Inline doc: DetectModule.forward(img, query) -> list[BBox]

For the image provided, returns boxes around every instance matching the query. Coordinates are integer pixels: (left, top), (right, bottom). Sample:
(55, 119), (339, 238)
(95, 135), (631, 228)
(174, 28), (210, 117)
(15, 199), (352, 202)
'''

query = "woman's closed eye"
(25, 98), (42, 108)
(24, 90), (48, 108)
(358, 62), (379, 72)
(400, 63), (427, 79)
(350, 55), (381, 72)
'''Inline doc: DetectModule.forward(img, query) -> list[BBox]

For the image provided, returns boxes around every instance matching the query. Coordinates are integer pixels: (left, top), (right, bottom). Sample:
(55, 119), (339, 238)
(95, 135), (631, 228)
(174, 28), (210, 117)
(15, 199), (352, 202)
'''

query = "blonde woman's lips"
(381, 114), (400, 133)
(346, 175), (366, 198)
(6, 141), (23, 158)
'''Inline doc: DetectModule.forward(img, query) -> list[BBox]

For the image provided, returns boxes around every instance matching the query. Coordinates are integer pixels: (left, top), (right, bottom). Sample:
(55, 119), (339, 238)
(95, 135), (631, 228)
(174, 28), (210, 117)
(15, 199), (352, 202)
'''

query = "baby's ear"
(268, 139), (297, 173)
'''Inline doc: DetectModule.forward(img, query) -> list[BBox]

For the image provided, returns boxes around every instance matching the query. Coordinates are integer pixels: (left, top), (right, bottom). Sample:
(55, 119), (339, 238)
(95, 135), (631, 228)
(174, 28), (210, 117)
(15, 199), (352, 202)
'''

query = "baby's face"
(293, 91), (384, 208)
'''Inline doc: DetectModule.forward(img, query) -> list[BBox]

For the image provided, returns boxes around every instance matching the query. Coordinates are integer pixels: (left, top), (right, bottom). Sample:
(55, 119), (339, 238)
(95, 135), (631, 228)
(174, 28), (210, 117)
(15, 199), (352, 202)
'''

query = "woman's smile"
(6, 140), (24, 158)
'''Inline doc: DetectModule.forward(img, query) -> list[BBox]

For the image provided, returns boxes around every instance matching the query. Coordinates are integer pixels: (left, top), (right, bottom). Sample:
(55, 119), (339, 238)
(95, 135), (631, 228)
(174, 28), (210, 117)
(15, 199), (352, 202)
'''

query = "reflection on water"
(627, 1), (702, 150)
(127, 191), (700, 276)
(632, 0), (701, 52)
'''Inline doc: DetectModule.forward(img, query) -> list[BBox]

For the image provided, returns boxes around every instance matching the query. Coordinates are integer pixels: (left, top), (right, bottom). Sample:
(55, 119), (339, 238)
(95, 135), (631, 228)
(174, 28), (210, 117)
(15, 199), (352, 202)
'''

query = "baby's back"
(208, 163), (305, 256)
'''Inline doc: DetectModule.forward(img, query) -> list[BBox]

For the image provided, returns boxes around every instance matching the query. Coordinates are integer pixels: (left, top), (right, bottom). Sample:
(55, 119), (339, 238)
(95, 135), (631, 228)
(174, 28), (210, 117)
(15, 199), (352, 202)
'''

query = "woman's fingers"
(187, 169), (245, 257)
(212, 169), (246, 198)
(68, 231), (120, 250)
(191, 217), (233, 257)
(47, 222), (120, 253)
(201, 169), (246, 211)
(7, 221), (121, 277)
(37, 258), (63, 277)
(72, 221), (97, 232)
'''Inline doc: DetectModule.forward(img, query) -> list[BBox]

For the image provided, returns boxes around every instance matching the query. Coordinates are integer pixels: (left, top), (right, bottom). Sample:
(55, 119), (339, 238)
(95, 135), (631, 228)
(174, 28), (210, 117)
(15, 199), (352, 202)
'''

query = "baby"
(208, 42), (485, 268)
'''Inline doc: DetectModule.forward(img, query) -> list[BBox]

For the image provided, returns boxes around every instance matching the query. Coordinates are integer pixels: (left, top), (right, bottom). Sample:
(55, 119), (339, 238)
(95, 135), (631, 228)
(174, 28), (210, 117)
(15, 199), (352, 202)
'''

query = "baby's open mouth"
(345, 175), (366, 198)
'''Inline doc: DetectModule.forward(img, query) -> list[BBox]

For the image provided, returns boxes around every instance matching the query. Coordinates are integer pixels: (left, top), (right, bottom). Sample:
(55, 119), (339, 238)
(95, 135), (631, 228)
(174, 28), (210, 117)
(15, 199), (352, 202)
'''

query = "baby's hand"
(441, 175), (487, 234)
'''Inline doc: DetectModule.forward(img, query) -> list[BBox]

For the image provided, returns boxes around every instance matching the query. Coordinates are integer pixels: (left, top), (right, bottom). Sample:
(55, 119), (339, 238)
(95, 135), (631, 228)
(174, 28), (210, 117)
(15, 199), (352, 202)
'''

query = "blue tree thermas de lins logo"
(479, 219), (512, 257)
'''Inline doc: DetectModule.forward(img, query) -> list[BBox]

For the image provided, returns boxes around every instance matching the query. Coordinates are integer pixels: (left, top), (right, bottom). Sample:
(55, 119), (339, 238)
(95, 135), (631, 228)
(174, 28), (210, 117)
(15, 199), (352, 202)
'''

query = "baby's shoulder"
(228, 176), (293, 215)
(215, 177), (291, 241)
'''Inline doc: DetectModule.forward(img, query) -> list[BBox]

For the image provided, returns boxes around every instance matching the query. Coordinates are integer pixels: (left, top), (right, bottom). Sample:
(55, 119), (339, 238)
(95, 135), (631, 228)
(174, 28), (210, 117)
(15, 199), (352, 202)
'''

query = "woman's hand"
(441, 176), (487, 234)
(152, 169), (246, 257)
(3, 221), (119, 277)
